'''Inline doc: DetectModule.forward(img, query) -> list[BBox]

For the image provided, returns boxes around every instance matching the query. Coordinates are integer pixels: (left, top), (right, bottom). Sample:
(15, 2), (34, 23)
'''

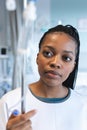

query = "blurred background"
(0, 0), (87, 98)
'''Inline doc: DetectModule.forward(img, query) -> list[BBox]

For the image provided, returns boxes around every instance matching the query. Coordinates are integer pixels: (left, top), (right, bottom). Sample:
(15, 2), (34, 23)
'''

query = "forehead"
(44, 32), (76, 42)
(41, 32), (77, 48)
(40, 32), (77, 55)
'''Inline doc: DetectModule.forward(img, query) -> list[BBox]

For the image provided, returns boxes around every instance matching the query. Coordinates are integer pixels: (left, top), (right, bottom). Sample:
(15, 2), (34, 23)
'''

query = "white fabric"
(0, 87), (87, 130)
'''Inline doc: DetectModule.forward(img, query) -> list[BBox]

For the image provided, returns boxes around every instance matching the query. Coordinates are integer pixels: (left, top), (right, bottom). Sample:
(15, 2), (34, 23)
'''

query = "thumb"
(9, 110), (20, 120)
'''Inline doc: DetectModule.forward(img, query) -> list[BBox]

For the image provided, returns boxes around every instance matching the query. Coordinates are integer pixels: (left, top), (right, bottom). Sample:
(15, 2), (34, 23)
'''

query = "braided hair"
(38, 25), (80, 89)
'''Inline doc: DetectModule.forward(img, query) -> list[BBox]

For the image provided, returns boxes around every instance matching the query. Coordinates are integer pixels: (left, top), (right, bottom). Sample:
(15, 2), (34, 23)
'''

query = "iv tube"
(17, 0), (37, 113)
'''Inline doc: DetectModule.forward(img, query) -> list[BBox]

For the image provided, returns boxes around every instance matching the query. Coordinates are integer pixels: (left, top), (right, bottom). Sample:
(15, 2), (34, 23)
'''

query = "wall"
(50, 0), (87, 72)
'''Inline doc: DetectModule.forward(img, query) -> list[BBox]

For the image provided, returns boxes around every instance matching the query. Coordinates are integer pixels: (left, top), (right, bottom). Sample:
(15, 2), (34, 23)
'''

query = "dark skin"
(6, 110), (37, 130)
(30, 32), (76, 98)
(6, 32), (77, 130)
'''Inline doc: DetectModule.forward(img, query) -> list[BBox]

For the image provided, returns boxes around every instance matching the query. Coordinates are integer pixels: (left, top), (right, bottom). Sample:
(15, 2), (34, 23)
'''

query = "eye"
(43, 50), (53, 58)
(62, 55), (72, 62)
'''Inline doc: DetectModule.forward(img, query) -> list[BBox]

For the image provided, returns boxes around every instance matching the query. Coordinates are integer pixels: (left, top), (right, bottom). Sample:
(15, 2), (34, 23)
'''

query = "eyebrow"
(43, 45), (74, 55)
(43, 46), (55, 51)
(63, 50), (74, 55)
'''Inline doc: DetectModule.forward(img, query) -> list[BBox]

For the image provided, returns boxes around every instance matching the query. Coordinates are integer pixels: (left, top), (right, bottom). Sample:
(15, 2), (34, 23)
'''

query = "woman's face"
(37, 32), (77, 87)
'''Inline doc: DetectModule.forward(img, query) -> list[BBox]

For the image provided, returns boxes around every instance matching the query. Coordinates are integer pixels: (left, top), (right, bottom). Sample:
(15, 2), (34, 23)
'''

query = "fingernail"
(12, 110), (19, 116)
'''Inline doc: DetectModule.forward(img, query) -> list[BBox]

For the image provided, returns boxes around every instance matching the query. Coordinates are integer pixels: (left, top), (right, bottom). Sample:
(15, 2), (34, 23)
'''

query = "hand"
(6, 109), (37, 130)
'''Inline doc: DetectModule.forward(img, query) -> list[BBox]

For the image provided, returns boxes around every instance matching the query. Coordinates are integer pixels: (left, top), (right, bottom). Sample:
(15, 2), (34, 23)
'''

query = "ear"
(36, 53), (39, 65)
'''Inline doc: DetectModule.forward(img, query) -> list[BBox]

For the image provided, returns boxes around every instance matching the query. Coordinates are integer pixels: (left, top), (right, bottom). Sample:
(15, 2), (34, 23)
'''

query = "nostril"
(50, 63), (60, 69)
(50, 64), (55, 68)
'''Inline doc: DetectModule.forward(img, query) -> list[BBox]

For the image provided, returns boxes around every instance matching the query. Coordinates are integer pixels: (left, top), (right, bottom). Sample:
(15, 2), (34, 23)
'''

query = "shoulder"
(70, 88), (87, 105)
(0, 87), (21, 104)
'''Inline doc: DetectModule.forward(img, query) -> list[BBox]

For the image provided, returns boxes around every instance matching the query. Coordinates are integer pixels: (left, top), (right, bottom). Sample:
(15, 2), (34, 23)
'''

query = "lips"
(45, 70), (62, 79)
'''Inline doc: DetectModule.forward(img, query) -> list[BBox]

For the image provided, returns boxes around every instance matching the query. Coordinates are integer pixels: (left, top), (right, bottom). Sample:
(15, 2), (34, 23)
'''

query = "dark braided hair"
(38, 25), (80, 89)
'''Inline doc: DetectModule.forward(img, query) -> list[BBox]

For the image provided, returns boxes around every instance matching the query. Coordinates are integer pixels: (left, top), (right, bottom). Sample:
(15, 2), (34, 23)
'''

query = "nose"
(50, 55), (62, 69)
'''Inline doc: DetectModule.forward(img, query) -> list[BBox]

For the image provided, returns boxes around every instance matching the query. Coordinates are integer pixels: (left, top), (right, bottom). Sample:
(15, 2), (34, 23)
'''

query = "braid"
(39, 25), (80, 51)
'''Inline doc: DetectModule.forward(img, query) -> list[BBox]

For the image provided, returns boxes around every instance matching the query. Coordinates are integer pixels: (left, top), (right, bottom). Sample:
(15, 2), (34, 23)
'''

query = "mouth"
(45, 70), (62, 79)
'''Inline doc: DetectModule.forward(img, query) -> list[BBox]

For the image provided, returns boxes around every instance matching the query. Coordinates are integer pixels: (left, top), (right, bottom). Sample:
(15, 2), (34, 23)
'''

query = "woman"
(0, 24), (87, 130)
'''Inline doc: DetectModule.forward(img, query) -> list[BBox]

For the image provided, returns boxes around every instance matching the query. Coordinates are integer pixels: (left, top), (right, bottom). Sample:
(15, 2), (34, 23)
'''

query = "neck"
(29, 81), (69, 98)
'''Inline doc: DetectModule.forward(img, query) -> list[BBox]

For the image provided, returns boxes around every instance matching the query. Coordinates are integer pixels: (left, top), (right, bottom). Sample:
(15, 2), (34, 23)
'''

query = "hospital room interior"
(0, 0), (87, 98)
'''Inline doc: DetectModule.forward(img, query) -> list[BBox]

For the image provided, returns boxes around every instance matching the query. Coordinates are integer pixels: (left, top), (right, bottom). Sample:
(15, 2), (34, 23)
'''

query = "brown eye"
(43, 51), (53, 58)
(62, 55), (72, 62)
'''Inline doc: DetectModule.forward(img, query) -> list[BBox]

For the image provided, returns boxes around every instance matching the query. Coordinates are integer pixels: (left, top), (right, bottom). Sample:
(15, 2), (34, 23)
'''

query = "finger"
(14, 119), (32, 130)
(24, 109), (37, 119)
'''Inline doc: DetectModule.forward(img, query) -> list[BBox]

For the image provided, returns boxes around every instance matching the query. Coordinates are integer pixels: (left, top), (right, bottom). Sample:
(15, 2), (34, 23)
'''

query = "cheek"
(37, 63), (45, 77)
(63, 64), (74, 79)
(37, 56), (46, 71)
(62, 69), (71, 82)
